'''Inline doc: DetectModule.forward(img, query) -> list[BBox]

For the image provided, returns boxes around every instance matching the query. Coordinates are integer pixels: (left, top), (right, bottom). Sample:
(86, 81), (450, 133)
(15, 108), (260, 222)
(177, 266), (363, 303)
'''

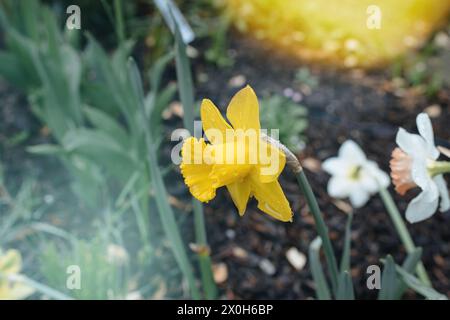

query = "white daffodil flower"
(322, 140), (390, 208)
(390, 113), (450, 223)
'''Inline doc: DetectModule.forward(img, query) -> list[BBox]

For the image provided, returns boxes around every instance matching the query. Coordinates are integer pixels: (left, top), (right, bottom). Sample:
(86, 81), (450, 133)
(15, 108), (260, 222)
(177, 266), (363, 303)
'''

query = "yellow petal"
(180, 137), (216, 202)
(249, 172), (292, 222)
(226, 85), (261, 131)
(226, 179), (251, 216)
(0, 249), (22, 275)
(5, 283), (35, 300)
(200, 99), (232, 145)
(257, 140), (286, 183)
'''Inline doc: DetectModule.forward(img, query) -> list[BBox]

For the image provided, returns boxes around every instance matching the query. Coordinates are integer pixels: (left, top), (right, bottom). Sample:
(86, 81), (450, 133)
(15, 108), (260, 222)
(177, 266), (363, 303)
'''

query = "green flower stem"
(193, 200), (217, 299)
(428, 161), (450, 177)
(378, 188), (431, 286)
(296, 170), (339, 295)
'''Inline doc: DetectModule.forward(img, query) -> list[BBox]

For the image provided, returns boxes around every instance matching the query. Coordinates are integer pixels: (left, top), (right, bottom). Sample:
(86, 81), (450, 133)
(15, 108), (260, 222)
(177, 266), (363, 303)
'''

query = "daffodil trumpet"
(390, 113), (450, 223)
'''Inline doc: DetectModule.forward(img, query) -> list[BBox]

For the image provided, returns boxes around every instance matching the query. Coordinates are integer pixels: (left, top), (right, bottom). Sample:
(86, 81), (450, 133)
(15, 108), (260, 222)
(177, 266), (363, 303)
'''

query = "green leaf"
(4, 28), (40, 89)
(336, 271), (355, 300)
(83, 105), (129, 148)
(378, 255), (398, 300)
(62, 128), (134, 182)
(149, 51), (174, 92)
(62, 129), (124, 154)
(128, 59), (201, 299)
(0, 50), (27, 87)
(154, 0), (194, 44)
(395, 265), (447, 300)
(149, 83), (176, 138)
(27, 144), (65, 155)
(340, 212), (353, 273)
(308, 237), (332, 300)
(173, 18), (194, 133)
(394, 248), (423, 299)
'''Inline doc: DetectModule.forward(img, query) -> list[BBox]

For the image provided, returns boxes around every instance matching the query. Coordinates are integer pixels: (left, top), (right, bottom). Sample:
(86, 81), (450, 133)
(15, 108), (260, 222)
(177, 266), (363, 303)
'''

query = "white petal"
(359, 171), (380, 194)
(338, 140), (366, 164)
(411, 157), (434, 192)
(364, 161), (391, 190)
(327, 176), (352, 198)
(396, 128), (428, 160)
(375, 169), (390, 189)
(405, 189), (439, 223)
(434, 174), (450, 212)
(416, 113), (440, 159)
(322, 158), (349, 176)
(349, 189), (370, 208)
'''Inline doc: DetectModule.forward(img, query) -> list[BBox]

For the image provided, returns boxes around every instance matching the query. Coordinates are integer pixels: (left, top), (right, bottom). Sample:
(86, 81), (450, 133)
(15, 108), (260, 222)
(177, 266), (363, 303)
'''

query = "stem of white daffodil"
(378, 188), (432, 287)
(262, 134), (340, 294)
(428, 161), (450, 177)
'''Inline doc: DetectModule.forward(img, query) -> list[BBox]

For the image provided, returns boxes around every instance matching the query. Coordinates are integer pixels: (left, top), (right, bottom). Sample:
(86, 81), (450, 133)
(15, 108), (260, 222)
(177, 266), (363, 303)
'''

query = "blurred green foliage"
(40, 237), (129, 299)
(0, 0), (209, 299)
(259, 94), (308, 153)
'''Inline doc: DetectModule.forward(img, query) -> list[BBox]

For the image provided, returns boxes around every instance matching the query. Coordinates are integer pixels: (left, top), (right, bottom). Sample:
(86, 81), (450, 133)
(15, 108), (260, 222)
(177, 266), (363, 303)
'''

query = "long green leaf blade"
(395, 265), (447, 300)
(336, 271), (355, 300)
(378, 255), (398, 300)
(340, 212), (353, 273)
(128, 58), (200, 299)
(308, 237), (332, 300)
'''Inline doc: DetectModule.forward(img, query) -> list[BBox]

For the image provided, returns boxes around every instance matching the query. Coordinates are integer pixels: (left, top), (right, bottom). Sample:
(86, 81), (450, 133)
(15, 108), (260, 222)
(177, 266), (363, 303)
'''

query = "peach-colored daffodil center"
(180, 85), (292, 222)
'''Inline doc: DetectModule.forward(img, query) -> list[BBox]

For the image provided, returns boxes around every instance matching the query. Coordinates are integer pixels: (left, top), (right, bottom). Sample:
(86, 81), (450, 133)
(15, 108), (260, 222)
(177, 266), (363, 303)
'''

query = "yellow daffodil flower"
(0, 249), (34, 300)
(180, 85), (293, 222)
